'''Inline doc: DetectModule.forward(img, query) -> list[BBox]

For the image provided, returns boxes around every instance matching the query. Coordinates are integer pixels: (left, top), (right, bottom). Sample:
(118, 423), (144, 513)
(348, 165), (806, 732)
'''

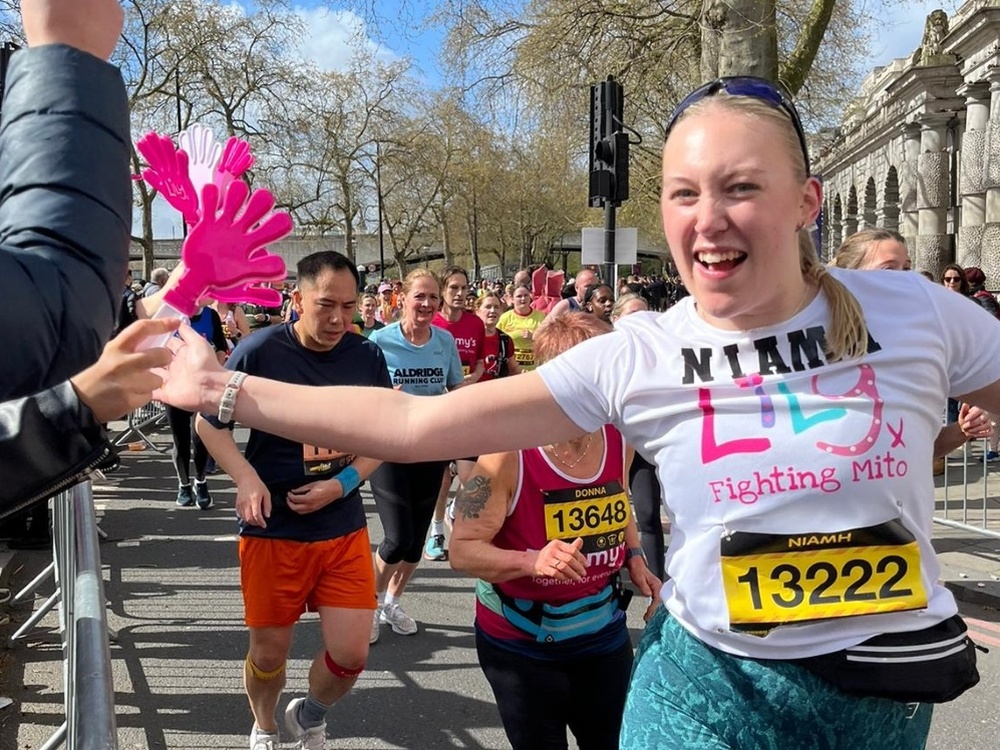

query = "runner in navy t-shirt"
(198, 252), (391, 750)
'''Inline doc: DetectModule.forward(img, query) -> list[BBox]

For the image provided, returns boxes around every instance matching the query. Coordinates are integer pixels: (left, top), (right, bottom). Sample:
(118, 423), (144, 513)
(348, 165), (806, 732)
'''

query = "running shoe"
(379, 601), (418, 635)
(284, 697), (326, 750)
(423, 533), (447, 561)
(175, 485), (195, 507)
(249, 726), (279, 750)
(370, 607), (381, 644)
(987, 451), (1000, 462)
(194, 481), (213, 510)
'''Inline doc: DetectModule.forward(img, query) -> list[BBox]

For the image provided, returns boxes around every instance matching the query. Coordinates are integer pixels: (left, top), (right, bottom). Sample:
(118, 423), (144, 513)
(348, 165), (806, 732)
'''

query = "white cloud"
(863, 0), (964, 69)
(292, 6), (399, 72)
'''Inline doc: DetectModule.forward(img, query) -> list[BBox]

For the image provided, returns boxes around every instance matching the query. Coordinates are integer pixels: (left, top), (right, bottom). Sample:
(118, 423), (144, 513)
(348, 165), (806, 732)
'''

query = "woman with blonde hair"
(450, 312), (658, 750)
(830, 229), (910, 271)
(497, 284), (545, 371)
(159, 77), (1000, 748)
(366, 269), (463, 642)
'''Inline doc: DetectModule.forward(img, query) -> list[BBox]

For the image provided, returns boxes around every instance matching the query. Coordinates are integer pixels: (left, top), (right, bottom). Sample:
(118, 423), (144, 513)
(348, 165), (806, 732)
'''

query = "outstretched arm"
(156, 325), (584, 463)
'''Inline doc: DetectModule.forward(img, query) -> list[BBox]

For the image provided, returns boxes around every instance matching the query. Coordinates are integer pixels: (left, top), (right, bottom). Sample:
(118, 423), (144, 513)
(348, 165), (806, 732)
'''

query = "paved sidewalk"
(0, 425), (998, 748)
(933, 446), (1000, 606)
(0, 427), (638, 749)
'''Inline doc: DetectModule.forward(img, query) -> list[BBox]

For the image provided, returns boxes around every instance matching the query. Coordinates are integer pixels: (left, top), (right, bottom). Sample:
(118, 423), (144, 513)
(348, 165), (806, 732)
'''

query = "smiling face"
(361, 294), (378, 322)
(403, 275), (441, 329)
(292, 267), (358, 352)
(660, 103), (820, 331)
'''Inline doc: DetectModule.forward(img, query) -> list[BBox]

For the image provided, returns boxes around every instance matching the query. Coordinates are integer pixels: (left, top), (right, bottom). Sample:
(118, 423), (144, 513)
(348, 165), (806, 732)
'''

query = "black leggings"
(370, 460), (448, 564)
(166, 404), (208, 486)
(629, 454), (665, 580)
(477, 629), (633, 750)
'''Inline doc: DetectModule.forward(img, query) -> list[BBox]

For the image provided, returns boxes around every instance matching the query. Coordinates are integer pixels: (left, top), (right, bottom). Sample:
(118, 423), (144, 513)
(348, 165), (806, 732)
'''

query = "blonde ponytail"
(799, 231), (868, 362)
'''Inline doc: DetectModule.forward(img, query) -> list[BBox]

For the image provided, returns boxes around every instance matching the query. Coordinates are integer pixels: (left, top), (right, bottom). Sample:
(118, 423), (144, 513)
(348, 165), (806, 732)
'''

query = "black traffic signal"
(589, 76), (629, 207)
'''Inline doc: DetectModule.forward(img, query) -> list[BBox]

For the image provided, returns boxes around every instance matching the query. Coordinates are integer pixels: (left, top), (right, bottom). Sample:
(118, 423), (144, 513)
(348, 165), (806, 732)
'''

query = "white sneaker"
(284, 697), (327, 750)
(379, 601), (418, 635)
(369, 606), (381, 644)
(249, 726), (279, 750)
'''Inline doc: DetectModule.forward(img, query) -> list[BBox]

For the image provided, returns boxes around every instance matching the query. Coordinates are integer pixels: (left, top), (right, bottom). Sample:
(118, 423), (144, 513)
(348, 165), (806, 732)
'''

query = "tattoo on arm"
(455, 476), (491, 520)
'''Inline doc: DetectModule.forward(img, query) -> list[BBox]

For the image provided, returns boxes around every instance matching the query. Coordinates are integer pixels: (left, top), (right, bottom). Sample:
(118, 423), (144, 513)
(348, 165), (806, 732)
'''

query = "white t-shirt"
(538, 268), (1000, 659)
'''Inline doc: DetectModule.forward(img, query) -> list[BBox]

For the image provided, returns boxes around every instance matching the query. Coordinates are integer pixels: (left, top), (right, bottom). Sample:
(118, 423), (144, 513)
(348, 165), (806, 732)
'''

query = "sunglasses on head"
(665, 76), (811, 175)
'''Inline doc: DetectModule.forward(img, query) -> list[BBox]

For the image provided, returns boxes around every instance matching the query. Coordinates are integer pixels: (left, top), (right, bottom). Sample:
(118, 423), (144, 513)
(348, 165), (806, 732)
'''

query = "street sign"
(581, 227), (637, 265)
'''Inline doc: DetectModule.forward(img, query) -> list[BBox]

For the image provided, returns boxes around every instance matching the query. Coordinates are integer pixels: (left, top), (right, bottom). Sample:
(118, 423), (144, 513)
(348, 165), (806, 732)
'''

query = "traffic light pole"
(589, 75), (627, 291)
(604, 201), (617, 292)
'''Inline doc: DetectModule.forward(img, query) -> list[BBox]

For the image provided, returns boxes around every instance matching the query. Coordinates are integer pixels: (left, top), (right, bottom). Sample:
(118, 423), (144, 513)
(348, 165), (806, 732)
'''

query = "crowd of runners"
(7, 3), (1000, 749)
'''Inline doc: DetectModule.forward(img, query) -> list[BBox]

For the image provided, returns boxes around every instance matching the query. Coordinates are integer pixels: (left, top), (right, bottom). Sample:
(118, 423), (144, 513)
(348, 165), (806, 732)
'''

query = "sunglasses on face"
(665, 76), (811, 175)
(943, 276), (962, 282)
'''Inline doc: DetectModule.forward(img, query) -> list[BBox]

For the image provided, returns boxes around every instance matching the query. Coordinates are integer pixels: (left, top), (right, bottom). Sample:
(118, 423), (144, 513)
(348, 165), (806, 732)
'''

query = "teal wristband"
(337, 466), (361, 496)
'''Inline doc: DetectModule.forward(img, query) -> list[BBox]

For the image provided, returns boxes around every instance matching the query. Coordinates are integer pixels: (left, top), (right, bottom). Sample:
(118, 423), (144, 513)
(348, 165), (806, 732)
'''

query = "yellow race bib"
(720, 520), (927, 635)
(542, 481), (630, 554)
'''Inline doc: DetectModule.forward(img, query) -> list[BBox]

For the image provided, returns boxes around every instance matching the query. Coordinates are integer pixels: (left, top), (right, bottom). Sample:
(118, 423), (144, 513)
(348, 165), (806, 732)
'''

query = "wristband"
(626, 547), (646, 563)
(217, 371), (248, 424)
(337, 466), (361, 496)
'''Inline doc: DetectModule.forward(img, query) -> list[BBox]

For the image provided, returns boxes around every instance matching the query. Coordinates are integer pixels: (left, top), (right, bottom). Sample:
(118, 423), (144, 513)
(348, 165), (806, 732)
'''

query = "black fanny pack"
(795, 615), (984, 704)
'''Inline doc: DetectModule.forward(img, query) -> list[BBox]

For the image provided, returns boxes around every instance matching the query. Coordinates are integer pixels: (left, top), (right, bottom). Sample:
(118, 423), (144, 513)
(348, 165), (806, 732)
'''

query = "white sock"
(376, 591), (386, 607)
(431, 520), (445, 537)
(384, 592), (398, 607)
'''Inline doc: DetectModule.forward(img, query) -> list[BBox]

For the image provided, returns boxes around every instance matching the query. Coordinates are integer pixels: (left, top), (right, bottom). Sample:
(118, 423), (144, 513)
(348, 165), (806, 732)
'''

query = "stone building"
(814, 1), (1000, 285)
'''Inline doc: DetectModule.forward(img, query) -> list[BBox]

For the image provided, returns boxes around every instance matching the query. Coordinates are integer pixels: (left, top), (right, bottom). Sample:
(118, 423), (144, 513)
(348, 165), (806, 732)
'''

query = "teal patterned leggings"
(621, 608), (932, 750)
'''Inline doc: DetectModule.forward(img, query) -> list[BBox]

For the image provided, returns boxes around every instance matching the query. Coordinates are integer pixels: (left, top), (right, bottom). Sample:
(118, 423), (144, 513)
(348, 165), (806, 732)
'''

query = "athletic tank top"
(476, 425), (629, 641)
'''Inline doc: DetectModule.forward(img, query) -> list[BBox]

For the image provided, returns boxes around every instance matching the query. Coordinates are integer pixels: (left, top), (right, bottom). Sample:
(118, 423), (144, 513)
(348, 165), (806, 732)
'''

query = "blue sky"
(141, 1), (967, 239)
(286, 0), (965, 83)
(865, 0), (964, 69)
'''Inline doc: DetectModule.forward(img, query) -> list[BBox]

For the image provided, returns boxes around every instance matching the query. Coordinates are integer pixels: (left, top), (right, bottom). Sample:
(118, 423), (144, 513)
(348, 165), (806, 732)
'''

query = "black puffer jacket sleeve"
(0, 45), (131, 400)
(0, 381), (112, 519)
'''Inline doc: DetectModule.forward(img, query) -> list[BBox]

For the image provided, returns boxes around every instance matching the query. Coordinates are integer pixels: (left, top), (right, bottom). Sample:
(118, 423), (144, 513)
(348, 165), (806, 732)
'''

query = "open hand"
(70, 317), (179, 422)
(151, 323), (226, 413)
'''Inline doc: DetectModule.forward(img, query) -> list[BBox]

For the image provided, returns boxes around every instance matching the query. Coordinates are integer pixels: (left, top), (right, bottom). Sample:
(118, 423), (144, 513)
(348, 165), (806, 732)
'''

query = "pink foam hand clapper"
(136, 133), (200, 226)
(177, 123), (222, 200)
(211, 281), (284, 308)
(215, 136), (255, 193)
(145, 180), (292, 348)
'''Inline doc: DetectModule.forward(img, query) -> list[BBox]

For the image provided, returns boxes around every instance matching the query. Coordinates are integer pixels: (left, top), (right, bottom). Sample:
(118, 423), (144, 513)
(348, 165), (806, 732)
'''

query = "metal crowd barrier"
(10, 482), (118, 749)
(111, 399), (168, 453)
(937, 438), (1000, 540)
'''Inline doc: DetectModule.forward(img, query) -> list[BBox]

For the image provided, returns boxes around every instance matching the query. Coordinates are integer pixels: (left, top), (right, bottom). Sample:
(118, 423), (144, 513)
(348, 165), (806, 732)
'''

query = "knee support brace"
(324, 650), (364, 679)
(246, 653), (286, 681)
